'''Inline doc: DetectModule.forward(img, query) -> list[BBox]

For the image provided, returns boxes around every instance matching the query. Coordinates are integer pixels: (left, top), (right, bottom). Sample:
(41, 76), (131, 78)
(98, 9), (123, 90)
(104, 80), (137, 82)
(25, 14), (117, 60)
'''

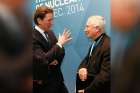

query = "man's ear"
(37, 18), (42, 25)
(95, 26), (100, 32)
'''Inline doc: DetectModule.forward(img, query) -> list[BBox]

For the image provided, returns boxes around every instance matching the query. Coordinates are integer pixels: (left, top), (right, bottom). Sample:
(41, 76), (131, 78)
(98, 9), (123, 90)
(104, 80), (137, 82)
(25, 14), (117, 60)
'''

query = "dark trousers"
(33, 80), (68, 93)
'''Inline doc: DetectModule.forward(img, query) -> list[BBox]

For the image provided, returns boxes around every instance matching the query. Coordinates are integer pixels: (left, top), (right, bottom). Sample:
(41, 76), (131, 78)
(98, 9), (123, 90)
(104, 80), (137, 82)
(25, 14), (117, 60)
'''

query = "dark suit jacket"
(77, 34), (110, 93)
(33, 28), (65, 83)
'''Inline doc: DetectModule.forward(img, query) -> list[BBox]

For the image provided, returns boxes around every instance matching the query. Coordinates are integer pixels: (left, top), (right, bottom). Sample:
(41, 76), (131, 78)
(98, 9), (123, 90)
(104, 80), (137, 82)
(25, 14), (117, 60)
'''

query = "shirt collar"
(35, 25), (48, 41)
(95, 33), (104, 42)
(35, 25), (45, 34)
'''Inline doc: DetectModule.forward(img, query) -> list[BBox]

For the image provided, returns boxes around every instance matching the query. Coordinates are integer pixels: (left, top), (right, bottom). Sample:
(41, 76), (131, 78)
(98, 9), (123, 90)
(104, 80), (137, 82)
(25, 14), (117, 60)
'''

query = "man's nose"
(84, 28), (87, 32)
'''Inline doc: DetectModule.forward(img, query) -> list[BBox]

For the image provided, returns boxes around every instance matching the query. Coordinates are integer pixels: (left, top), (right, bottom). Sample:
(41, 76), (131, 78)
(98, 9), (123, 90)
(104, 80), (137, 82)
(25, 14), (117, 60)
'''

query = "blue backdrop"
(32, 0), (110, 92)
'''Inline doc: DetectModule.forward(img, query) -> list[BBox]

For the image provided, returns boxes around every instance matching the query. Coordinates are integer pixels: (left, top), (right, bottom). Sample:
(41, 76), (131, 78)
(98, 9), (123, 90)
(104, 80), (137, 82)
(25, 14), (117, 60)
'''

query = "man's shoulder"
(32, 28), (41, 36)
(32, 28), (41, 40)
(102, 34), (110, 50)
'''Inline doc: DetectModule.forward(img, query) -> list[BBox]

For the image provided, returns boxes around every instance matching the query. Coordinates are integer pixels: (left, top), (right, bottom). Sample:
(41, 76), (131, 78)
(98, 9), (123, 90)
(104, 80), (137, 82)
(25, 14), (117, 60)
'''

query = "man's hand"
(78, 68), (88, 81)
(78, 89), (84, 93)
(58, 28), (72, 46)
(49, 60), (58, 65)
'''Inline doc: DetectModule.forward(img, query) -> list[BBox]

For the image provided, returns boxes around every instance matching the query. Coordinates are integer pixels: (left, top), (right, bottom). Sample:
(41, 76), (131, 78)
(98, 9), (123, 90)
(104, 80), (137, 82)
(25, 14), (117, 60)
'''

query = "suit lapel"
(34, 29), (51, 48)
(88, 34), (106, 66)
(91, 34), (106, 56)
(47, 31), (57, 45)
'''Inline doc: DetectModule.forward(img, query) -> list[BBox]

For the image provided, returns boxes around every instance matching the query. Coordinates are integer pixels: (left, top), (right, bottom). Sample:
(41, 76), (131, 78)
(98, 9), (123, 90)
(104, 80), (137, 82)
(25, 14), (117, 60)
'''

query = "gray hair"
(87, 15), (106, 33)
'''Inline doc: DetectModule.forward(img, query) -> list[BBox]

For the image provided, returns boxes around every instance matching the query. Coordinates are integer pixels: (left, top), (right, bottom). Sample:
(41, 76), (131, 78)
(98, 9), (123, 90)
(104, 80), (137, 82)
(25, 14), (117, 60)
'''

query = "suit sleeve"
(78, 55), (89, 70)
(33, 37), (65, 65)
(85, 47), (110, 93)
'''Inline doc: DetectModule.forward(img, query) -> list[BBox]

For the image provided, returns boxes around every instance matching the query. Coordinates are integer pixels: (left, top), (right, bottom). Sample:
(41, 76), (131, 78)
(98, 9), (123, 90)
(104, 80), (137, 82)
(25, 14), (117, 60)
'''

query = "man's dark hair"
(33, 6), (53, 25)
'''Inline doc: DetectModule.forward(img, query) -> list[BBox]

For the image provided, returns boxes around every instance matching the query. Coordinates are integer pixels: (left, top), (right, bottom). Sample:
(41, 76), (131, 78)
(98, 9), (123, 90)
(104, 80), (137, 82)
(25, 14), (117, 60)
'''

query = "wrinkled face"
(84, 21), (98, 39)
(39, 13), (53, 31)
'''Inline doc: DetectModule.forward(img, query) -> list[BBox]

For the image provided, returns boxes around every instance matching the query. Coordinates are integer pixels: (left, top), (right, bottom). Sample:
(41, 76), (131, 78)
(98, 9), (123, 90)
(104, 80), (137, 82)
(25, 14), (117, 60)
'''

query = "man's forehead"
(86, 18), (94, 25)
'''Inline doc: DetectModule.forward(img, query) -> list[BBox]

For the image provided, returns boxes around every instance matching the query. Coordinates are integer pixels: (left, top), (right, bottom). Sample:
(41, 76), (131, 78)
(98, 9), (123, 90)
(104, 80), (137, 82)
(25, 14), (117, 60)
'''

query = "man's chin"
(86, 35), (90, 38)
(45, 28), (51, 31)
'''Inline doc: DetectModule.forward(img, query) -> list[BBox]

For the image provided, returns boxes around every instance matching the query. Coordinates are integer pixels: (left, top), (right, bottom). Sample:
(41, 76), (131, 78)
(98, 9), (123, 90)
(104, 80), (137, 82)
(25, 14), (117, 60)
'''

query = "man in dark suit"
(33, 6), (72, 93)
(76, 16), (110, 93)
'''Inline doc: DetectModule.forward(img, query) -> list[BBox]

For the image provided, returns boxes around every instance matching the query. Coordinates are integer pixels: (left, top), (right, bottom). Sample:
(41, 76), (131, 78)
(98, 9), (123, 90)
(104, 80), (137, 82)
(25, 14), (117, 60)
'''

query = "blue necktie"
(89, 41), (96, 56)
